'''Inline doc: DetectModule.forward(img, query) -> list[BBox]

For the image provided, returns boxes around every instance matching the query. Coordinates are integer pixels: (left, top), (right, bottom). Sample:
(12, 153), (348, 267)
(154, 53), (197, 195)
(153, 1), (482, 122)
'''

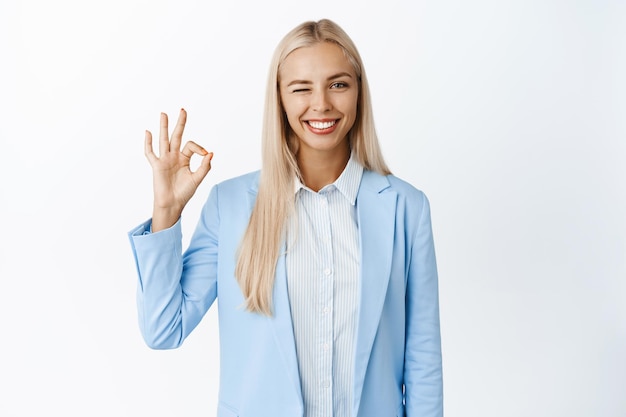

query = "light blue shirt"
(286, 155), (364, 417)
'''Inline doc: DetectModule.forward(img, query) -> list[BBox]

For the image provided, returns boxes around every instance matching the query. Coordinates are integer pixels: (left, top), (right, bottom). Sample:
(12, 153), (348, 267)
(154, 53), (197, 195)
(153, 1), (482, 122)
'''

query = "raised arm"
(129, 109), (218, 349)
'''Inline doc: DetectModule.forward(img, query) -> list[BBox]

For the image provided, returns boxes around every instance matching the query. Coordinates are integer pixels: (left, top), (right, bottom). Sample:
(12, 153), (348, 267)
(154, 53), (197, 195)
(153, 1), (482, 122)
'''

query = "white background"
(1, 0), (624, 416)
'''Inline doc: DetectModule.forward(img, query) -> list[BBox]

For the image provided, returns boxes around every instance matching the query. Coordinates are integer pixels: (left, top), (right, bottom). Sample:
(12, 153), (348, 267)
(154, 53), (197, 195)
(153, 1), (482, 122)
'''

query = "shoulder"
(363, 170), (429, 206)
(387, 174), (427, 198)
(388, 175), (431, 217)
(202, 171), (260, 215)
(211, 170), (260, 198)
(216, 170), (260, 190)
(201, 171), (259, 224)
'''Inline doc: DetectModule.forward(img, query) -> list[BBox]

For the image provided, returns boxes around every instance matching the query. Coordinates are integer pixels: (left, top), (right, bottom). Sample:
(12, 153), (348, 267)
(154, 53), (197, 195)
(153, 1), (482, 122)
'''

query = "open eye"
(330, 81), (348, 89)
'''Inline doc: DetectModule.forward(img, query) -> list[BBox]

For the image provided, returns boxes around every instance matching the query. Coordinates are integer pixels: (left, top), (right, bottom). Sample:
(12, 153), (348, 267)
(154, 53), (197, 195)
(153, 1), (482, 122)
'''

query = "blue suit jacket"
(129, 170), (443, 417)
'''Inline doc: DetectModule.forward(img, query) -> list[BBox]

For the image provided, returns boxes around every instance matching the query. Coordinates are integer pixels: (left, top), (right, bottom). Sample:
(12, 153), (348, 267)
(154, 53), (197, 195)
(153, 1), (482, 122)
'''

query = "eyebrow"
(286, 72), (353, 87)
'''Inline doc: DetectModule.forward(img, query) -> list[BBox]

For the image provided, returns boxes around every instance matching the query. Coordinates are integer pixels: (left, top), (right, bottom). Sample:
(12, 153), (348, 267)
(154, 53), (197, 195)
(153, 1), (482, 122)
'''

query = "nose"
(311, 89), (332, 112)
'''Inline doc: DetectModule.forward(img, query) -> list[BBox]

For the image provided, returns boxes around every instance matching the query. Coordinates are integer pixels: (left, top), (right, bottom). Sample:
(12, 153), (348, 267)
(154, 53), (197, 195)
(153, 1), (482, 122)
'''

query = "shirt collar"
(293, 152), (364, 206)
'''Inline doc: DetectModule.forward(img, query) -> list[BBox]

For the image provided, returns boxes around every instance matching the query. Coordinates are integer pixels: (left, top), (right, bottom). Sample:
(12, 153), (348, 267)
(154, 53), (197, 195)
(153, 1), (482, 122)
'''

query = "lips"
(305, 119), (339, 134)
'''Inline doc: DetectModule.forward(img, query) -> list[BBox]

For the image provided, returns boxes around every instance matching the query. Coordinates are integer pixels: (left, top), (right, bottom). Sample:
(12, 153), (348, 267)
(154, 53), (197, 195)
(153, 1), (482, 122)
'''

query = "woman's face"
(279, 42), (358, 158)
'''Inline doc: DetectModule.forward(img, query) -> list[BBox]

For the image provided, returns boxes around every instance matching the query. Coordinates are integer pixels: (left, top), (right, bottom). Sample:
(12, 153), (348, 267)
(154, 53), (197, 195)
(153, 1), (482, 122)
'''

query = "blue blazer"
(129, 170), (443, 417)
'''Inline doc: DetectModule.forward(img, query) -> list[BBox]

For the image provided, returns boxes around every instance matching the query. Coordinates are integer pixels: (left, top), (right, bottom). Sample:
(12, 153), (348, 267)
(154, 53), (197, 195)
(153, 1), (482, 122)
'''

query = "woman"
(129, 19), (443, 417)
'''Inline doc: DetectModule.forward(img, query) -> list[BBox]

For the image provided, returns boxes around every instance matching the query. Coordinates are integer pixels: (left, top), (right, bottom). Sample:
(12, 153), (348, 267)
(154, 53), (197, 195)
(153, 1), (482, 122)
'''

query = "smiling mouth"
(306, 120), (337, 130)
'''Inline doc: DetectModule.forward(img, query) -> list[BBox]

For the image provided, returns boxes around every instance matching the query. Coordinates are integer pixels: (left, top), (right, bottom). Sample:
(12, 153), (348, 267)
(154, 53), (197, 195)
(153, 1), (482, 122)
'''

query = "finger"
(180, 140), (208, 159)
(192, 152), (213, 184)
(144, 130), (158, 164)
(159, 112), (170, 156)
(170, 108), (187, 152)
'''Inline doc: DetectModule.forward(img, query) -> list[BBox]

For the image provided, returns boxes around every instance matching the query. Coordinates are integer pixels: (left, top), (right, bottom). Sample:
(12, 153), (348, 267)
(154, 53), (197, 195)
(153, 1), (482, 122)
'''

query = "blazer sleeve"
(404, 193), (444, 416)
(128, 185), (220, 349)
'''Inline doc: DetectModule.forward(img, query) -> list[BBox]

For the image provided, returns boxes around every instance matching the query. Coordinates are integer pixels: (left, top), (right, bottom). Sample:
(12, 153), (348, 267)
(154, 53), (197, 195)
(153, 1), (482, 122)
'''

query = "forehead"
(279, 42), (356, 82)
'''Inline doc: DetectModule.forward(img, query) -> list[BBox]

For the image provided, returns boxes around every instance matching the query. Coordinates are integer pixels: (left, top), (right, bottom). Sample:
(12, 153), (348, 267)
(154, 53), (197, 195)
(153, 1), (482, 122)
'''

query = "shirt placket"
(316, 189), (334, 416)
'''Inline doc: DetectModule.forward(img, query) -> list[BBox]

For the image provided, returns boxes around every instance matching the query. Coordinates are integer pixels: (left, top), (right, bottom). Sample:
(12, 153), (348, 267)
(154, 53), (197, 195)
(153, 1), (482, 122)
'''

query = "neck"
(297, 144), (350, 192)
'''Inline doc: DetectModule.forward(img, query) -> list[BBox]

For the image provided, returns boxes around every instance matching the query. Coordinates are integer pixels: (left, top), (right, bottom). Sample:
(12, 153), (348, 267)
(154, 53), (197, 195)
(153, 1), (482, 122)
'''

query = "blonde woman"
(129, 19), (443, 417)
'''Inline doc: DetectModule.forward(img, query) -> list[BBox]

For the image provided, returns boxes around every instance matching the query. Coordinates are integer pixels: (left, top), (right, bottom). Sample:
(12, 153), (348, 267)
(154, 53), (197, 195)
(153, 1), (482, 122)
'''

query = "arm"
(128, 185), (220, 349)
(404, 193), (444, 416)
(127, 109), (217, 349)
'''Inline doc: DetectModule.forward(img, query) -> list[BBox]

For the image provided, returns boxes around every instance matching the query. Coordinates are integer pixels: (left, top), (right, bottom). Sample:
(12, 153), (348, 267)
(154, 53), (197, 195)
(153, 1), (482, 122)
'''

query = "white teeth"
(308, 120), (336, 129)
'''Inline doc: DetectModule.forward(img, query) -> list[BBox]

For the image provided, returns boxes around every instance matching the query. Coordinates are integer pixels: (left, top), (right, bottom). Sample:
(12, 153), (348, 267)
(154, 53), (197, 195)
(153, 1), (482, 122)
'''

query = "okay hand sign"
(144, 109), (213, 231)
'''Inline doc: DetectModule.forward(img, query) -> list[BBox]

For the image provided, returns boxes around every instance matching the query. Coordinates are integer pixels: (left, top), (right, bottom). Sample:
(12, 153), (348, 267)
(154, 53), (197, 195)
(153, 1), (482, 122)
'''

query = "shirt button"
(323, 381), (330, 388)
(323, 307), (330, 314)
(323, 268), (331, 276)
(323, 343), (329, 351)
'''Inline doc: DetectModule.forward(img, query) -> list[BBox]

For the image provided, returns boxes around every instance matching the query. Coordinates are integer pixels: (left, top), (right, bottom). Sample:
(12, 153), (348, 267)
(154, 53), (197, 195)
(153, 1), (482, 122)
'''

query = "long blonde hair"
(235, 19), (391, 315)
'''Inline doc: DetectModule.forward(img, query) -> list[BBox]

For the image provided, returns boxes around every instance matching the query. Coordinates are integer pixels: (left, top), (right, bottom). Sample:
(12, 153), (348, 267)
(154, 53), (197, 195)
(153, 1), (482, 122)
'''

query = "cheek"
(287, 116), (301, 132)
(340, 93), (358, 116)
(283, 107), (301, 132)
(282, 101), (303, 126)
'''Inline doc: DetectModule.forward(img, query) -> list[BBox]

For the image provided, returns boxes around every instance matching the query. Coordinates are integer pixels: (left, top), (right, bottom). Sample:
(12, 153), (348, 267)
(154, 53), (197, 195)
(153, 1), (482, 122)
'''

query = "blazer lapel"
(247, 177), (304, 405)
(352, 170), (397, 408)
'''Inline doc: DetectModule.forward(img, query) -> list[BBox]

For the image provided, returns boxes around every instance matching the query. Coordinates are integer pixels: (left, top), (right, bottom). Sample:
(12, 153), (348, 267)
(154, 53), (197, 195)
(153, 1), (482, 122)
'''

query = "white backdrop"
(1, 0), (624, 416)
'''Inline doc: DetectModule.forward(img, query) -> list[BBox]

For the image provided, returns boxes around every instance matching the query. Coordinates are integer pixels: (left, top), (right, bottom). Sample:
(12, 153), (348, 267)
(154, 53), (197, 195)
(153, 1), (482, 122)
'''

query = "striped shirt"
(286, 155), (364, 417)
